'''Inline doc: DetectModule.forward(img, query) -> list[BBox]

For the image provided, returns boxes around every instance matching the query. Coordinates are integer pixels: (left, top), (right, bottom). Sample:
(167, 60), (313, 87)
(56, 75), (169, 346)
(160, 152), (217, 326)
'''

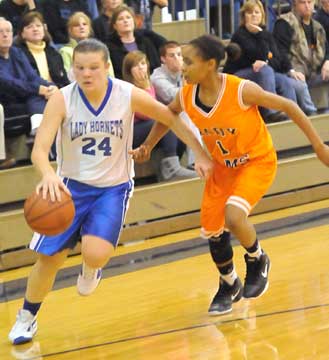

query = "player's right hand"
(315, 143), (329, 167)
(36, 173), (71, 202)
(194, 154), (214, 180)
(129, 144), (152, 163)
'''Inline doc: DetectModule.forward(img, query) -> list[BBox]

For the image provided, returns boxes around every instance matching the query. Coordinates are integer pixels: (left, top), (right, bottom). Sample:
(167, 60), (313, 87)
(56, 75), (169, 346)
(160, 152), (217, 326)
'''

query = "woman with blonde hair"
(123, 50), (196, 181)
(224, 0), (317, 121)
(60, 11), (114, 81)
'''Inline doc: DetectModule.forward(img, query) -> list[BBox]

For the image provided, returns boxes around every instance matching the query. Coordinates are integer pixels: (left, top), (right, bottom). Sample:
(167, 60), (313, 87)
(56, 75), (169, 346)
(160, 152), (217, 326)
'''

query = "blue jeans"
(235, 66), (296, 117)
(133, 119), (179, 157)
(288, 78), (316, 113)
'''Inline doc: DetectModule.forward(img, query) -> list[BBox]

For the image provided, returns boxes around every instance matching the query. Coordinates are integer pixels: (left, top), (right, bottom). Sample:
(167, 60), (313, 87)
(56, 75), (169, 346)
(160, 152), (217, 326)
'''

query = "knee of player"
(82, 248), (113, 268)
(81, 236), (115, 267)
(83, 252), (110, 268)
(224, 207), (245, 232)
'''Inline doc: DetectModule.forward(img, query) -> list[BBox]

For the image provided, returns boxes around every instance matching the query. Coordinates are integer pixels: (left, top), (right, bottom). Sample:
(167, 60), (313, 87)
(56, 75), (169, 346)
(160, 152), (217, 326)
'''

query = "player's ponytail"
(189, 35), (238, 68)
(225, 42), (241, 62)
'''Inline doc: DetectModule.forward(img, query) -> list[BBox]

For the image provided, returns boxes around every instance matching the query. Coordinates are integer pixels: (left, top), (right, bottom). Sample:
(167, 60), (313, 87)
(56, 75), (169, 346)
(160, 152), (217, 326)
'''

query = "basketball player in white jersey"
(8, 38), (213, 345)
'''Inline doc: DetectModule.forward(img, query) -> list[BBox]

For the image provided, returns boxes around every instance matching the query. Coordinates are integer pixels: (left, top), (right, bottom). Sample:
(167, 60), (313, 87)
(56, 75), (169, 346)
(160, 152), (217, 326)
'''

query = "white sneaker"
(8, 309), (37, 345)
(77, 264), (102, 296)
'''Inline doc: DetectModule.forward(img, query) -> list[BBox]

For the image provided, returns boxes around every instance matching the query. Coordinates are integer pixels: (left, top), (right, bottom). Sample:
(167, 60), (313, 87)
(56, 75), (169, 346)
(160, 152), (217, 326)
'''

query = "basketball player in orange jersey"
(8, 38), (213, 345)
(130, 34), (329, 315)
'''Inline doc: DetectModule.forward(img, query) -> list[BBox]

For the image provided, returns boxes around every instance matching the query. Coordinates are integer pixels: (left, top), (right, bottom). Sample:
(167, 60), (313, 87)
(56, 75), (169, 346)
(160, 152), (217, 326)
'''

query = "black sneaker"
(208, 277), (243, 316)
(243, 252), (270, 299)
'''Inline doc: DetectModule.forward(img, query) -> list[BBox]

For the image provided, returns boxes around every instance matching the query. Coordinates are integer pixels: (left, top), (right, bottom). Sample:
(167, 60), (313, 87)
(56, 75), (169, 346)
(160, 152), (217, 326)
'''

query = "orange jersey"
(180, 74), (274, 168)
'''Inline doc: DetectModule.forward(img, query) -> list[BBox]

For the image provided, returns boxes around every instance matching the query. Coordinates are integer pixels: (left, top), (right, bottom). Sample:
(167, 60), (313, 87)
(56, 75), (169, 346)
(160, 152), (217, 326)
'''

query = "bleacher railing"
(167, 0), (272, 38)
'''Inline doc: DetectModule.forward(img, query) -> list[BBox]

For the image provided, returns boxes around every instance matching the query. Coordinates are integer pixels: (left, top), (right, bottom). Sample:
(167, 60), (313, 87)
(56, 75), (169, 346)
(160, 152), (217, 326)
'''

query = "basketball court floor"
(1, 199), (329, 359)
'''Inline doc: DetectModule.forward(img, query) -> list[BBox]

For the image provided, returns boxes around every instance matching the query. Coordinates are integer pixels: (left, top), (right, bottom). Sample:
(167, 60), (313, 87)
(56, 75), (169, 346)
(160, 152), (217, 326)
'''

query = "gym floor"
(1, 200), (329, 359)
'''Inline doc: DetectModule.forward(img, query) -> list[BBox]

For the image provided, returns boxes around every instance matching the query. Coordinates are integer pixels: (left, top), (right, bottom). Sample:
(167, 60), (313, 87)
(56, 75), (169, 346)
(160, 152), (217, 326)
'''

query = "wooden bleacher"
(0, 114), (329, 270)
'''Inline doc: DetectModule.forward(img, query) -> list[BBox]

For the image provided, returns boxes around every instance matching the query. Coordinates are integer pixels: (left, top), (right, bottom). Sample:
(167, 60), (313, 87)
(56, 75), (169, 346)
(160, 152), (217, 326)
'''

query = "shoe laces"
(245, 255), (261, 282)
(12, 310), (34, 332)
(18, 309), (34, 322)
(82, 266), (98, 280)
(215, 279), (233, 299)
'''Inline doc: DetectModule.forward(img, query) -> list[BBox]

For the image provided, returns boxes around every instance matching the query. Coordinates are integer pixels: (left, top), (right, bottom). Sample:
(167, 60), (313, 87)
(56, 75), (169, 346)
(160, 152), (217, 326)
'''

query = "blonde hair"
(67, 11), (93, 38)
(239, 0), (266, 27)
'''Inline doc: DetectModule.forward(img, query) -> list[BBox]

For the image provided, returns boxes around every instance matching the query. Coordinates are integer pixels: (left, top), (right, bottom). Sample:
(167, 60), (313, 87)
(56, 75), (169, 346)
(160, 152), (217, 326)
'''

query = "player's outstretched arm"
(242, 81), (329, 166)
(31, 90), (71, 201)
(131, 86), (213, 179)
(129, 91), (182, 162)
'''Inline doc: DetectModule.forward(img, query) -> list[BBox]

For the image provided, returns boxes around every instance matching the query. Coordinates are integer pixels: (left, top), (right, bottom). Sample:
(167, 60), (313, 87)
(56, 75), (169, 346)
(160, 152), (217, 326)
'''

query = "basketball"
(24, 189), (75, 236)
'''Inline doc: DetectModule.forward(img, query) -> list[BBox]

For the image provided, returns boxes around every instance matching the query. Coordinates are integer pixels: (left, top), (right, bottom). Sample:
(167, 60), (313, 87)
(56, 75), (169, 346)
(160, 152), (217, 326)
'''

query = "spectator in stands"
(0, 103), (16, 169)
(126, 0), (168, 30)
(224, 0), (316, 122)
(151, 40), (200, 167)
(15, 11), (70, 89)
(41, 0), (90, 45)
(92, 0), (123, 43)
(106, 5), (165, 78)
(0, 18), (56, 120)
(123, 50), (197, 181)
(0, 0), (39, 34)
(273, 0), (329, 102)
(151, 40), (183, 105)
(60, 12), (114, 81)
(314, 0), (329, 44)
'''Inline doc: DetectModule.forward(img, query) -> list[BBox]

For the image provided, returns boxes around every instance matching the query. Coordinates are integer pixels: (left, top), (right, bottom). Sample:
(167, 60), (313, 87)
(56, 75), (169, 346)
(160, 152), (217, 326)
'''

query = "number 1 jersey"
(180, 74), (274, 169)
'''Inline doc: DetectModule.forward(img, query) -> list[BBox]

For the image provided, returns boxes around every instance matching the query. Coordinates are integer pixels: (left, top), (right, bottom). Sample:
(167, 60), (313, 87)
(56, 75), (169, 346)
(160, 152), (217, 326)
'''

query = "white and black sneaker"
(8, 309), (37, 345)
(243, 252), (270, 299)
(208, 277), (243, 316)
(77, 264), (102, 296)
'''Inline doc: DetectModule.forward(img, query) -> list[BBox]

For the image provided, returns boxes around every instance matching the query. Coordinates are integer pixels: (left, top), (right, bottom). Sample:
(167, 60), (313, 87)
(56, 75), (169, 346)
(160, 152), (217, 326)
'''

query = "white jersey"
(56, 78), (135, 187)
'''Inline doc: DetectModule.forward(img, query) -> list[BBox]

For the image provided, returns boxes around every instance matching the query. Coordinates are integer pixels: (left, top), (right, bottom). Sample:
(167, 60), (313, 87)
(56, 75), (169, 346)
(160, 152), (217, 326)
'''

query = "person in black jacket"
(106, 5), (165, 78)
(224, 0), (316, 121)
(92, 0), (123, 43)
(15, 11), (70, 88)
(0, 0), (39, 34)
(40, 0), (90, 45)
(125, 0), (168, 30)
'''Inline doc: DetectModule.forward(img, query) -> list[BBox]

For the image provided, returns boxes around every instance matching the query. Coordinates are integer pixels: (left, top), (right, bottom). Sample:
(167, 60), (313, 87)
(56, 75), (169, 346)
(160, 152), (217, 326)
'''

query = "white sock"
(247, 246), (262, 259)
(221, 268), (238, 286)
(82, 263), (98, 279)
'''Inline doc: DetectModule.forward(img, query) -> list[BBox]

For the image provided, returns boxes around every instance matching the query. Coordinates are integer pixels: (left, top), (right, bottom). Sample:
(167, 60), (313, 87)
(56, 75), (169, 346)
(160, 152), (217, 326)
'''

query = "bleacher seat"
(4, 114), (31, 138)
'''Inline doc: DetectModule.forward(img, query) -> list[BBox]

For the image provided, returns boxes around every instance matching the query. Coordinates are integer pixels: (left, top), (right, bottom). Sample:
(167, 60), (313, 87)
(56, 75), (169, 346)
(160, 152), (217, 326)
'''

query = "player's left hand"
(129, 144), (152, 163)
(194, 154), (214, 179)
(253, 60), (267, 73)
(315, 143), (329, 166)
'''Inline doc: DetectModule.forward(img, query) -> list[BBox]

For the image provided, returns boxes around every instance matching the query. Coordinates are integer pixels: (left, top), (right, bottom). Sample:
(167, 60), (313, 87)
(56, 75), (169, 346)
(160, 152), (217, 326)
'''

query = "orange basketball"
(24, 189), (75, 236)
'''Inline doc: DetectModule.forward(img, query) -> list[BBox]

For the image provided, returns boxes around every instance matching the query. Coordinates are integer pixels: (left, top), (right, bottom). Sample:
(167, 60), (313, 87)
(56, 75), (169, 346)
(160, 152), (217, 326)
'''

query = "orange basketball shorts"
(201, 150), (277, 238)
